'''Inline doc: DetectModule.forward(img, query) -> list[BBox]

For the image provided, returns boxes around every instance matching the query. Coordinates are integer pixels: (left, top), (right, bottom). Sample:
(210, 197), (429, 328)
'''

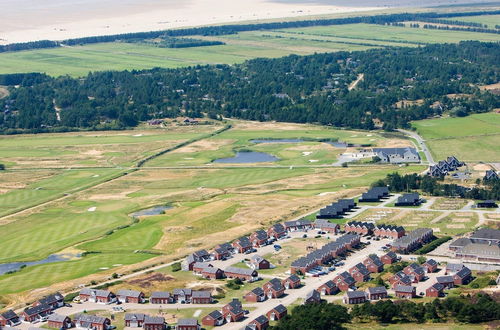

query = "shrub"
(64, 292), (79, 302)
(171, 262), (182, 272)
(415, 236), (452, 254)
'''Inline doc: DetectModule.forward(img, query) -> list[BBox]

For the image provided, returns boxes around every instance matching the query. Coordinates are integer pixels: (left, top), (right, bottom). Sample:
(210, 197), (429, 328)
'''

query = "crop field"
(1, 21), (500, 76)
(412, 112), (500, 162)
(0, 120), (424, 302)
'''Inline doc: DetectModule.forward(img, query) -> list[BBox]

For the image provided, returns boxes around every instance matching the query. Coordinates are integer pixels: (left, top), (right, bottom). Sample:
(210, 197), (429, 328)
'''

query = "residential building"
(304, 290), (321, 304)
(21, 304), (52, 323)
(349, 263), (371, 283)
(191, 291), (212, 304)
(263, 278), (285, 299)
(244, 287), (266, 303)
(0, 310), (21, 327)
(394, 285), (416, 299)
(202, 311), (224, 327)
(445, 263), (465, 275)
(117, 290), (145, 304)
(359, 187), (389, 202)
(150, 292), (172, 304)
(79, 289), (115, 304)
(73, 314), (111, 330)
(125, 313), (146, 327)
(266, 304), (287, 321)
(267, 223), (286, 240)
(381, 251), (398, 265)
(232, 237), (253, 254)
(222, 299), (244, 323)
(344, 221), (375, 236)
(333, 272), (356, 291)
(422, 259), (438, 273)
(391, 228), (434, 253)
(426, 283), (444, 298)
(403, 263), (426, 282)
(374, 224), (405, 239)
(367, 287), (387, 300)
(143, 316), (165, 330)
(318, 280), (338, 295)
(224, 267), (258, 281)
(453, 267), (472, 285)
(248, 315), (269, 330)
(343, 291), (367, 304)
(250, 255), (270, 270)
(395, 193), (422, 207)
(373, 147), (420, 164)
(250, 230), (269, 247)
(282, 274), (301, 289)
(201, 267), (225, 279)
(284, 220), (313, 232)
(314, 219), (340, 233)
(363, 254), (384, 273)
(436, 276), (455, 289)
(177, 318), (200, 330)
(476, 200), (498, 208)
(47, 314), (72, 329)
(34, 292), (64, 310)
(172, 289), (192, 303)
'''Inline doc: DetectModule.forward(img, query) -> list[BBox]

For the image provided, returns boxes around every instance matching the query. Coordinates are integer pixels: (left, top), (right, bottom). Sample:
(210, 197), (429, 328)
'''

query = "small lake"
(214, 151), (279, 163)
(0, 253), (80, 275)
(131, 205), (173, 217)
(326, 141), (348, 148)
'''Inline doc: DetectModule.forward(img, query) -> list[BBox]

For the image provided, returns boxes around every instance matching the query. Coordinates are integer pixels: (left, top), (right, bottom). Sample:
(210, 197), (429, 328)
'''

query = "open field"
(412, 113), (500, 162)
(448, 14), (500, 27)
(1, 20), (500, 76)
(0, 121), (425, 302)
(430, 198), (469, 210)
(346, 323), (489, 330)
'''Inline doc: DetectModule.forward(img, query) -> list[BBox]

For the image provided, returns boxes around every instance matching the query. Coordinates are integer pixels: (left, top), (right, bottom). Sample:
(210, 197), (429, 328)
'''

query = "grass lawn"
(448, 14), (500, 27)
(412, 113), (500, 162)
(347, 323), (488, 330)
(430, 198), (469, 210)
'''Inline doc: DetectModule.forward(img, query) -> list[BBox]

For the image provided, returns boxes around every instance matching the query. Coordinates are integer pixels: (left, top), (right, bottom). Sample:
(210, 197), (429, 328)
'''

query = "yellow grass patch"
(171, 139), (234, 153)
(446, 224), (465, 229)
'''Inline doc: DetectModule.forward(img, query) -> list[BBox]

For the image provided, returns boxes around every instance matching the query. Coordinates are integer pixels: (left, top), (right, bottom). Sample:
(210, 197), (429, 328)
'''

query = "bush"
(0, 164), (5, 170)
(415, 236), (452, 254)
(171, 262), (182, 272)
(64, 292), (79, 302)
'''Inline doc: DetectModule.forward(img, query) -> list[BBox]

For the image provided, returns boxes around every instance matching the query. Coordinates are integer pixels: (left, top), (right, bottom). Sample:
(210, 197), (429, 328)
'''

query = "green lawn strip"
(447, 14), (500, 27)
(412, 113), (500, 139)
(0, 252), (151, 294)
(0, 168), (124, 217)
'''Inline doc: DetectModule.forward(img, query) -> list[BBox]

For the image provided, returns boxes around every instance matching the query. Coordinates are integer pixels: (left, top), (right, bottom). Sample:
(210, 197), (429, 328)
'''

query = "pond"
(326, 141), (348, 148)
(213, 151), (279, 163)
(251, 139), (304, 144)
(131, 205), (173, 217)
(0, 253), (80, 275)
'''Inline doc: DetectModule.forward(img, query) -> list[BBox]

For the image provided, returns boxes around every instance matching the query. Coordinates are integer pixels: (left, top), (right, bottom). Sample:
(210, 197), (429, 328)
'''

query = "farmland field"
(412, 112), (500, 162)
(447, 14), (500, 27)
(1, 21), (500, 76)
(0, 120), (424, 302)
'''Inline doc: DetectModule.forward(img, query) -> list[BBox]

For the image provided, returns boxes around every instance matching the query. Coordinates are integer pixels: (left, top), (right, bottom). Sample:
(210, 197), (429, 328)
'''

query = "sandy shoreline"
(0, 0), (492, 44)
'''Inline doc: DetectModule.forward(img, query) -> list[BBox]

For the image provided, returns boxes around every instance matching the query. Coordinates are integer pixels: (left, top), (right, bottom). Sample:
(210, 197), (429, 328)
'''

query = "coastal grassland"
(0, 164), (422, 297)
(412, 113), (500, 162)
(347, 323), (487, 330)
(2, 20), (500, 77)
(0, 126), (219, 169)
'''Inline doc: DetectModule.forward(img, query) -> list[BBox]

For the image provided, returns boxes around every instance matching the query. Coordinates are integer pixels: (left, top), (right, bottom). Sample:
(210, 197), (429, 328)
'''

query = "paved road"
(397, 128), (434, 165)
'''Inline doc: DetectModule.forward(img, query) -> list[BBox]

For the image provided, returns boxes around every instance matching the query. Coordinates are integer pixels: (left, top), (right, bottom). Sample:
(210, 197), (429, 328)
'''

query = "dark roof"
(253, 315), (269, 325)
(436, 276), (454, 283)
(124, 313), (146, 322)
(305, 290), (320, 300)
(1, 310), (18, 320)
(226, 298), (242, 310)
(207, 310), (222, 319)
(74, 314), (108, 324)
(151, 291), (170, 299)
(173, 288), (192, 296)
(346, 221), (375, 229)
(287, 274), (301, 282)
(429, 283), (444, 291)
(39, 292), (63, 305)
(346, 291), (366, 299)
(273, 304), (287, 314)
(397, 193), (420, 203)
(235, 237), (252, 248)
(192, 291), (211, 298)
(144, 316), (165, 325)
(267, 278), (284, 291)
(225, 267), (257, 276)
(80, 288), (112, 297)
(250, 287), (265, 296)
(202, 267), (222, 274)
(284, 219), (312, 227)
(24, 304), (51, 316)
(320, 280), (337, 289)
(446, 263), (464, 272)
(271, 223), (285, 232)
(177, 318), (198, 326)
(368, 286), (387, 295)
(424, 259), (438, 267)
(117, 289), (143, 298)
(253, 230), (268, 240)
(47, 314), (68, 323)
(193, 249), (210, 258)
(455, 267), (471, 278)
(394, 285), (415, 293)
(384, 251), (397, 259)
(471, 228), (500, 241)
(450, 237), (471, 248)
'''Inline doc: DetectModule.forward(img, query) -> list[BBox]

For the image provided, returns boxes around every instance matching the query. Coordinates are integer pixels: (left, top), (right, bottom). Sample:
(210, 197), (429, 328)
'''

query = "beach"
(0, 0), (492, 44)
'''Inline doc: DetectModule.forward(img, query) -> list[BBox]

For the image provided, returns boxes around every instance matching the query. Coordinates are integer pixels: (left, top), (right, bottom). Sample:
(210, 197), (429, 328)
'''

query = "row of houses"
(244, 275), (302, 303)
(79, 288), (213, 305)
(391, 228), (434, 253)
(428, 156), (464, 177)
(290, 234), (361, 274)
(395, 193), (422, 207)
(428, 264), (472, 297)
(0, 292), (65, 325)
(316, 199), (357, 219)
(359, 187), (390, 203)
(344, 221), (406, 239)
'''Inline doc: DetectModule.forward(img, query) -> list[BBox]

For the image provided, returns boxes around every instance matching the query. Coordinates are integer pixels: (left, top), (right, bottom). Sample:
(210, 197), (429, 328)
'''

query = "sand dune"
(0, 0), (492, 44)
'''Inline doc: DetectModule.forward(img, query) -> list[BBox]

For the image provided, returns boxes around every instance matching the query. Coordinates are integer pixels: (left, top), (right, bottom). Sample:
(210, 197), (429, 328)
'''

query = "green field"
(1, 21), (500, 76)
(412, 113), (500, 162)
(447, 14), (500, 27)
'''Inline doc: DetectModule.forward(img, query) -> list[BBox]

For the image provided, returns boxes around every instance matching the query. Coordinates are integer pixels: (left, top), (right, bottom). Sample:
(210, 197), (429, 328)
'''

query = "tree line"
(0, 41), (499, 134)
(0, 10), (499, 53)
(372, 172), (500, 200)
(271, 293), (500, 329)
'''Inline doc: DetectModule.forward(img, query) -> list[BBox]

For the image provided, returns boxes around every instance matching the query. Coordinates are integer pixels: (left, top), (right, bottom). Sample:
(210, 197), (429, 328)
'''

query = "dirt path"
(0, 86), (9, 99)
(348, 73), (364, 91)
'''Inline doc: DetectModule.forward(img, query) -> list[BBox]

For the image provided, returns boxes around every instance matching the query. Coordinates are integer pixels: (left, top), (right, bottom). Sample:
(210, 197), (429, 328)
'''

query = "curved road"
(397, 128), (435, 165)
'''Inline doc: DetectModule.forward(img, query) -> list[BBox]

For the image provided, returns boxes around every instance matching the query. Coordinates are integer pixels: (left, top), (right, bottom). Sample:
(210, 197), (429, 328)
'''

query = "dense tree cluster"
(0, 41), (499, 134)
(372, 172), (500, 200)
(271, 303), (351, 330)
(0, 10), (499, 52)
(128, 36), (225, 48)
(420, 18), (489, 28)
(421, 24), (500, 34)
